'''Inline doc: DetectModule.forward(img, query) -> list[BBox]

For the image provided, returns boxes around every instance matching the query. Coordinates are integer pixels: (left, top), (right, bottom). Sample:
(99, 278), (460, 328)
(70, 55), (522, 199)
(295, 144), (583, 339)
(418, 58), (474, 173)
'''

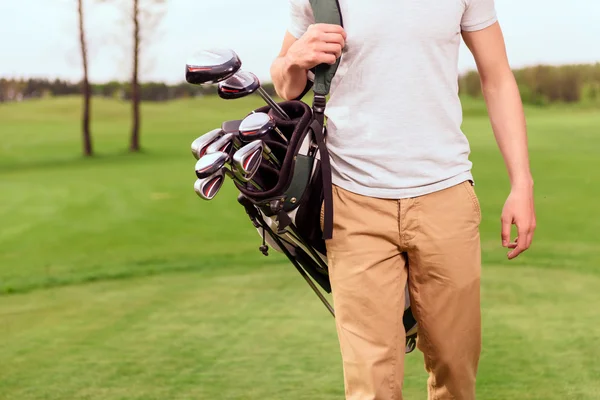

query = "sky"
(0, 0), (599, 84)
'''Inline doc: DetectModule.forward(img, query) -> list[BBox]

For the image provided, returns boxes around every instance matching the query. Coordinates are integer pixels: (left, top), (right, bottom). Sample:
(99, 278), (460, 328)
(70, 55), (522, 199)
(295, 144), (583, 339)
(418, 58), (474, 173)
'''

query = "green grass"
(1, 96), (599, 399)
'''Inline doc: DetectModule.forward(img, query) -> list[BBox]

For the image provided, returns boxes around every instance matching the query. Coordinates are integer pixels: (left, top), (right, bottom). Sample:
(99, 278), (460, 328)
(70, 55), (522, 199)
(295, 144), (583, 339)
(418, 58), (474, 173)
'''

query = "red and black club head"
(194, 151), (229, 179)
(185, 48), (242, 85)
(205, 133), (236, 157)
(194, 171), (225, 201)
(191, 128), (223, 160)
(233, 141), (264, 181)
(238, 112), (276, 142)
(217, 71), (261, 100)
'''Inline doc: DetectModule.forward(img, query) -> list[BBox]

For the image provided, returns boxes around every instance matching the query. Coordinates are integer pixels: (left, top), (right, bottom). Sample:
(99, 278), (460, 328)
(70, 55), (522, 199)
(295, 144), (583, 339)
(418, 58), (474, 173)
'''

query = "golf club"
(222, 119), (242, 135)
(195, 151), (263, 191)
(205, 132), (237, 156)
(239, 112), (288, 144)
(194, 171), (225, 200)
(191, 128), (223, 160)
(220, 120), (280, 169)
(233, 141), (264, 181)
(218, 71), (291, 120)
(203, 136), (262, 184)
(185, 48), (242, 85)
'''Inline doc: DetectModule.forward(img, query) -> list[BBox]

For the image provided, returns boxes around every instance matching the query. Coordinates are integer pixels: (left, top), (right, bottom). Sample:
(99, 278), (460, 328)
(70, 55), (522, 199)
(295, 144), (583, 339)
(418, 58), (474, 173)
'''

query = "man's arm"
(270, 24), (346, 100)
(462, 22), (537, 260)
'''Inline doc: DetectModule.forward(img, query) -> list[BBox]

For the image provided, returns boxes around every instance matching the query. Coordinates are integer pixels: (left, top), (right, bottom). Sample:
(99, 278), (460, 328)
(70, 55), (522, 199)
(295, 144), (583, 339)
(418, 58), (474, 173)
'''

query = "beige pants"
(323, 181), (482, 400)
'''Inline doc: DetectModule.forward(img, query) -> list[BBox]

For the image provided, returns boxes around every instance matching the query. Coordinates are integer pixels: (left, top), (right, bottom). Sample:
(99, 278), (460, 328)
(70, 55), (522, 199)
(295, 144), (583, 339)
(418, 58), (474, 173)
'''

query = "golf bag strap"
(309, 0), (343, 96)
(311, 96), (333, 240)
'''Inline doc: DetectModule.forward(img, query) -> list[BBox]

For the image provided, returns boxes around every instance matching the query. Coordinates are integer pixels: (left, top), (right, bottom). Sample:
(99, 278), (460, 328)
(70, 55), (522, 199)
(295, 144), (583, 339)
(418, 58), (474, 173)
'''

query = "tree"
(130, 0), (141, 152)
(78, 0), (94, 156)
(129, 0), (166, 152)
(96, 0), (166, 152)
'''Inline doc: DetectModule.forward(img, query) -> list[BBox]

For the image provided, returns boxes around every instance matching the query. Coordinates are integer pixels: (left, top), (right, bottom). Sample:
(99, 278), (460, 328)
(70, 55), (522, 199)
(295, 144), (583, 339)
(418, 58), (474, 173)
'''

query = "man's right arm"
(270, 24), (346, 101)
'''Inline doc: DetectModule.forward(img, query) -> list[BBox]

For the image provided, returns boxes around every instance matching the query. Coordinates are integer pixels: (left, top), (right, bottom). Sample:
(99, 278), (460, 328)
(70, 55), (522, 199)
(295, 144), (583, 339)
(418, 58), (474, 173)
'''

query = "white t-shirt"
(288, 0), (497, 199)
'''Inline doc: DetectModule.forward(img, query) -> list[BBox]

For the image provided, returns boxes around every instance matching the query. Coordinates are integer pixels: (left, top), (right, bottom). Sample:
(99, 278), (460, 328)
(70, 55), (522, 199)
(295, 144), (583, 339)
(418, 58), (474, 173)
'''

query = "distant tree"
(127, 0), (166, 152)
(130, 0), (142, 152)
(78, 0), (94, 156)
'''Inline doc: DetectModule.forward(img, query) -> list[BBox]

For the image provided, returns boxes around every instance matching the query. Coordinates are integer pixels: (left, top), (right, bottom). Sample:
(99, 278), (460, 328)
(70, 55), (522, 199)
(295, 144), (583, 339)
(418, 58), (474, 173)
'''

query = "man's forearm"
(481, 73), (533, 188)
(270, 56), (308, 101)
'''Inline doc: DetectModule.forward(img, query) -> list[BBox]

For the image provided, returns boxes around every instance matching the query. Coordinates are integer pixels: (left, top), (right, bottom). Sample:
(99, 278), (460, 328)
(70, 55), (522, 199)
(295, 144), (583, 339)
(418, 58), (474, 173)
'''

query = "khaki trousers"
(323, 180), (482, 400)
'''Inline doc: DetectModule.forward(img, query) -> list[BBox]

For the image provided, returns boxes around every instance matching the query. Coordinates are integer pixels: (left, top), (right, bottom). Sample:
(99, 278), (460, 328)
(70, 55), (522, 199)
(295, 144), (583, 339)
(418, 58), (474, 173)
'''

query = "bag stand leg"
(267, 227), (335, 317)
(238, 194), (335, 317)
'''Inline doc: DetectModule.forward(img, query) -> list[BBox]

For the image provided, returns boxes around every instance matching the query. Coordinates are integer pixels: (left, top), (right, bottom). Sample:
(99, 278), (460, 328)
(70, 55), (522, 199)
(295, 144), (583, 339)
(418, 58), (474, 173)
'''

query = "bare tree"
(129, 0), (166, 152)
(130, 0), (141, 152)
(97, 0), (166, 152)
(78, 0), (93, 156)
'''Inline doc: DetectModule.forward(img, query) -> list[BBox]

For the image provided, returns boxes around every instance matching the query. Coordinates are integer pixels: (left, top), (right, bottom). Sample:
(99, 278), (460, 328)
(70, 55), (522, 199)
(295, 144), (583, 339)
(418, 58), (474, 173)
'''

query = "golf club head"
(195, 151), (229, 179)
(191, 128), (223, 160)
(217, 71), (261, 100)
(233, 141), (264, 181)
(239, 112), (276, 142)
(185, 48), (242, 85)
(205, 133), (236, 156)
(194, 170), (225, 200)
(222, 119), (243, 135)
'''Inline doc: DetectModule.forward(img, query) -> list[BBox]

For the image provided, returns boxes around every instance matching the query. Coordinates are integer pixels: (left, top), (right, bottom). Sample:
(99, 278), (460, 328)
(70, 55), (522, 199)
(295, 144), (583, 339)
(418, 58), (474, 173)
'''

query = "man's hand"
(501, 184), (537, 259)
(286, 24), (346, 70)
(463, 23), (536, 259)
(271, 24), (346, 100)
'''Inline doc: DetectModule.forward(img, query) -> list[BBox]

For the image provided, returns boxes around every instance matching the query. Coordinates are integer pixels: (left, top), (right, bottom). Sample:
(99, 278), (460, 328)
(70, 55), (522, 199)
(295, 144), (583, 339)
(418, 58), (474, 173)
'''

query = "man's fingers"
(508, 225), (532, 259)
(315, 23), (347, 38)
(508, 245), (525, 260)
(501, 218), (511, 247)
(317, 52), (337, 65)
(319, 33), (346, 47)
(317, 43), (343, 58)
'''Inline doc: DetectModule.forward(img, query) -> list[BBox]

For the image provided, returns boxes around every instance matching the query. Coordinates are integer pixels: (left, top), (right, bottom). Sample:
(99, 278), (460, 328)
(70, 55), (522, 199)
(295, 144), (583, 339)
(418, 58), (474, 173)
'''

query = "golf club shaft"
(224, 168), (263, 191)
(287, 225), (329, 271)
(257, 88), (290, 120)
(262, 142), (282, 169)
(273, 126), (289, 144)
(257, 212), (328, 277)
(234, 137), (280, 171)
(263, 222), (335, 317)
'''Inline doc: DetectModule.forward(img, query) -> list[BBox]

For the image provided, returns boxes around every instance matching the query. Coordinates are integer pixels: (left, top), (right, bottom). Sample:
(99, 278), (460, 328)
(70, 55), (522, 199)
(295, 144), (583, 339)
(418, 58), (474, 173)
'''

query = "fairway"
(1, 97), (599, 399)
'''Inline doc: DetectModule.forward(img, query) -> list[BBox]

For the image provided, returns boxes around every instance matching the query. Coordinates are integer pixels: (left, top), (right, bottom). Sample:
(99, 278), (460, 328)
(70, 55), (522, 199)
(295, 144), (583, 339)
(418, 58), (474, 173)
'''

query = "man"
(270, 0), (536, 399)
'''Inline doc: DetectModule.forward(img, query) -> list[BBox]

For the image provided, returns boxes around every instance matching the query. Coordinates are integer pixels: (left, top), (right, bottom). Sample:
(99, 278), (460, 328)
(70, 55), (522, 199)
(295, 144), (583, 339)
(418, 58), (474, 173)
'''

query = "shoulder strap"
(308, 0), (343, 241)
(309, 0), (344, 96)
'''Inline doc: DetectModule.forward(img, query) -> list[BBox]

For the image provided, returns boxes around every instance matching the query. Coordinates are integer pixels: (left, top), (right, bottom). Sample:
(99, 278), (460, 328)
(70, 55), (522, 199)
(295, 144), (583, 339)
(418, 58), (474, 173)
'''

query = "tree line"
(459, 63), (600, 106)
(4, 63), (599, 107)
(0, 78), (276, 103)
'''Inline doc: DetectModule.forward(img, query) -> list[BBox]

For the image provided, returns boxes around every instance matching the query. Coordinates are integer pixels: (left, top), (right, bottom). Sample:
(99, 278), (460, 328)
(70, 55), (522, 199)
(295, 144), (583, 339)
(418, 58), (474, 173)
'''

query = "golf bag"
(234, 0), (419, 353)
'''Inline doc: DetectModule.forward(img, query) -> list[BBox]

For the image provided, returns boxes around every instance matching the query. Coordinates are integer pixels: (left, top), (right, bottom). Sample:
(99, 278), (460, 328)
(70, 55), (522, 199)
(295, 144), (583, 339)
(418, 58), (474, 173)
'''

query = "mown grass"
(0, 96), (599, 399)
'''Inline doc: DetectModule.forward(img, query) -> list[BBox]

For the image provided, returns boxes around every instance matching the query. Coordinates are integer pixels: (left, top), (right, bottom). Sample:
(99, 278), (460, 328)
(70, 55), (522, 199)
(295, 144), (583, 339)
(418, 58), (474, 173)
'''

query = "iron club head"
(194, 171), (225, 200)
(191, 128), (223, 160)
(205, 133), (237, 156)
(239, 112), (276, 141)
(233, 141), (264, 181)
(194, 151), (229, 179)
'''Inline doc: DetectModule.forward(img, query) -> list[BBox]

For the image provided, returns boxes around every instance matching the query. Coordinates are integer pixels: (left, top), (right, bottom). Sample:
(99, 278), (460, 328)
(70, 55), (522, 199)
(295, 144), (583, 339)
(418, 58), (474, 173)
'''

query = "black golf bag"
(207, 0), (419, 354)
(234, 101), (419, 353)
